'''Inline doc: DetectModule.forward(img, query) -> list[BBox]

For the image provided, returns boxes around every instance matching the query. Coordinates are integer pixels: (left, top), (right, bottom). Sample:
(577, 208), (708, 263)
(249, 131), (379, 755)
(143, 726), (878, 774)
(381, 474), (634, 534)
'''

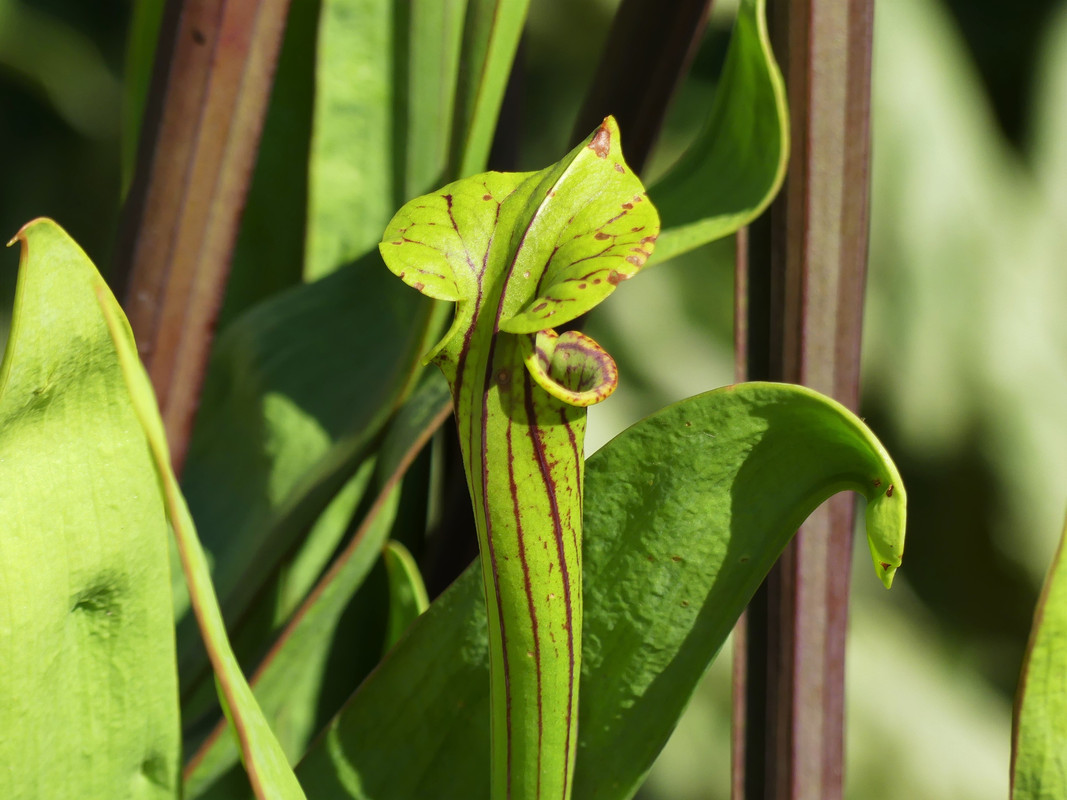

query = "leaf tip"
(587, 116), (620, 159)
(7, 217), (59, 250)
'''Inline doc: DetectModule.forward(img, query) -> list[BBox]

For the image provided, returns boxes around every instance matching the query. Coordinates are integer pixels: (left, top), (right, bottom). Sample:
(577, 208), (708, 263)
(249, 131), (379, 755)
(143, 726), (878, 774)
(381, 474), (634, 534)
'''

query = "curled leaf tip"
(521, 329), (618, 407)
(865, 477), (906, 589)
(8, 217), (59, 248)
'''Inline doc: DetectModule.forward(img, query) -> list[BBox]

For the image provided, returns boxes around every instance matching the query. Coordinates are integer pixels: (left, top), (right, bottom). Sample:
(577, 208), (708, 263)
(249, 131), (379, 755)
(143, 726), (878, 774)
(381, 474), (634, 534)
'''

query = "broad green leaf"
(647, 0), (788, 264)
(295, 382), (906, 799)
(1012, 512), (1067, 799)
(183, 372), (452, 799)
(0, 219), (180, 799)
(98, 262), (306, 800)
(177, 253), (437, 698)
(380, 116), (660, 800)
(383, 540), (430, 649)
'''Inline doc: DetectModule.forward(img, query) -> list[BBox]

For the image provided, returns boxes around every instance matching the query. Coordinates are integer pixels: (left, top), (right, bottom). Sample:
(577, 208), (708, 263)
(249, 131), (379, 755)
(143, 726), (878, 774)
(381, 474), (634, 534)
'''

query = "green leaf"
(381, 116), (661, 800)
(306, 0), (399, 280)
(647, 0), (789, 264)
(294, 381), (906, 799)
(1013, 512), (1067, 799)
(383, 540), (430, 649)
(450, 0), (531, 177)
(382, 116), (658, 337)
(121, 0), (165, 191)
(98, 251), (306, 800)
(0, 219), (180, 799)
(177, 252), (437, 696)
(401, 0), (468, 198)
(306, 0), (467, 280)
(183, 372), (452, 799)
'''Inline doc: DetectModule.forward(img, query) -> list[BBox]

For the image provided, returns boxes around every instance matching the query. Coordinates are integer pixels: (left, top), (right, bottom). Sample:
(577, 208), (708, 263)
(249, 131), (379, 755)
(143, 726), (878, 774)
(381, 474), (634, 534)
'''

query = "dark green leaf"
(183, 371), (451, 799)
(177, 253), (436, 695)
(383, 540), (430, 649)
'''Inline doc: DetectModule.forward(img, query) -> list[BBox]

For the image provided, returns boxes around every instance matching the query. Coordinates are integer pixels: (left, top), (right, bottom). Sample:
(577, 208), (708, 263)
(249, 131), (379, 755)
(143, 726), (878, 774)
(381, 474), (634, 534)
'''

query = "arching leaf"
(648, 0), (789, 263)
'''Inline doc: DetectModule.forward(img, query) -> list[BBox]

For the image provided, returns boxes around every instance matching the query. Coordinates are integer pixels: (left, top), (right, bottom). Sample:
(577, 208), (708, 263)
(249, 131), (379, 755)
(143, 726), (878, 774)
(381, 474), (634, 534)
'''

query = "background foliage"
(1, 0), (1064, 797)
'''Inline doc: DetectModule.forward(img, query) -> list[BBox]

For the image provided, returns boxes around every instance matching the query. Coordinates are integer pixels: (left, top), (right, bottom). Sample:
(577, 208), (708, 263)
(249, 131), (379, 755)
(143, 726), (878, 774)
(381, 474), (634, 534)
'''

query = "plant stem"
(733, 1), (875, 797)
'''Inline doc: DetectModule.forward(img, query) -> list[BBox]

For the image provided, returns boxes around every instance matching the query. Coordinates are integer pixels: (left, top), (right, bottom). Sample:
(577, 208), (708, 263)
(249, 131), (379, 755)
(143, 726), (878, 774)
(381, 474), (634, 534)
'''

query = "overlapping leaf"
(295, 382), (906, 799)
(182, 373), (451, 799)
(0, 219), (180, 799)
(100, 249), (307, 800)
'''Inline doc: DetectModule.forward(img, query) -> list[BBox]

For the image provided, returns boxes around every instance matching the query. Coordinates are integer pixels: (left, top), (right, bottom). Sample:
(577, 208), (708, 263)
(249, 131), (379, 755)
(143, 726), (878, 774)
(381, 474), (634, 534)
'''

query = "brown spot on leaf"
(533, 302), (547, 312)
(879, 561), (891, 571)
(413, 281), (425, 291)
(594, 232), (610, 240)
(671, 555), (682, 563)
(614, 163), (624, 173)
(391, 241), (403, 246)
(642, 235), (657, 244)
(483, 193), (492, 200)
(633, 195), (643, 202)
(873, 478), (882, 487)
(578, 283), (587, 289)
(589, 124), (611, 158)
(886, 484), (894, 497)
(625, 256), (642, 266)
(631, 226), (644, 232)
(681, 600), (690, 608)
(608, 270), (624, 285)
(622, 202), (633, 210)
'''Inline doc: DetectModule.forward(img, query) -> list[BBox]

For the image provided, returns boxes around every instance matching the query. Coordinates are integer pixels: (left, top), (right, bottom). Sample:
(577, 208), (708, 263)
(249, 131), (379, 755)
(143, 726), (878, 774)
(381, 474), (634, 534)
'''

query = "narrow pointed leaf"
(383, 540), (431, 649)
(0, 219), (181, 798)
(450, 0), (531, 177)
(294, 381), (905, 799)
(1012, 512), (1067, 799)
(648, 0), (789, 264)
(99, 268), (306, 800)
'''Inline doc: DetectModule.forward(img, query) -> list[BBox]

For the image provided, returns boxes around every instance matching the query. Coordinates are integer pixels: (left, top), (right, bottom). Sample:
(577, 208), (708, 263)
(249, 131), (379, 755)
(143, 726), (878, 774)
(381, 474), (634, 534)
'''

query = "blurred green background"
(2, 0), (1065, 797)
